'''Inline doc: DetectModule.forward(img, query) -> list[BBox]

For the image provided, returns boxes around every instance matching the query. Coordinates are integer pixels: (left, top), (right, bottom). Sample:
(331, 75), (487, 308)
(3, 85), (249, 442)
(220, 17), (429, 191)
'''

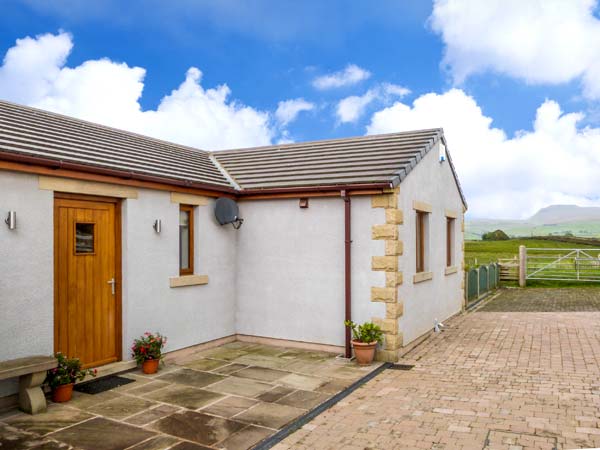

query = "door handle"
(107, 278), (116, 295)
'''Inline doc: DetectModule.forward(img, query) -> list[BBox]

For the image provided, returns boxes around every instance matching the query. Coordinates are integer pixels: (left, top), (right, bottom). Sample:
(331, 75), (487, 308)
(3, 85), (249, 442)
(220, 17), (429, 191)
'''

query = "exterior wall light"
(153, 219), (162, 233)
(299, 198), (309, 209)
(5, 211), (16, 230)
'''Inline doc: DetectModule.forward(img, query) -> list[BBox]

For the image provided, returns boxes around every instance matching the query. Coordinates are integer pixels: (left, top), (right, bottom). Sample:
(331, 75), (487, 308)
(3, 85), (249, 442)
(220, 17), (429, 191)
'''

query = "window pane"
(446, 218), (452, 266)
(75, 223), (94, 254)
(179, 210), (189, 226)
(416, 213), (423, 272)
(179, 211), (190, 270)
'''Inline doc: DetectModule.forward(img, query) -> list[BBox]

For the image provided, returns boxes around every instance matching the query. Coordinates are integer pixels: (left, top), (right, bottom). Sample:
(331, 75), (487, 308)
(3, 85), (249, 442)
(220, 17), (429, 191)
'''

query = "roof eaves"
(236, 181), (394, 195)
(440, 133), (468, 210)
(0, 150), (238, 194)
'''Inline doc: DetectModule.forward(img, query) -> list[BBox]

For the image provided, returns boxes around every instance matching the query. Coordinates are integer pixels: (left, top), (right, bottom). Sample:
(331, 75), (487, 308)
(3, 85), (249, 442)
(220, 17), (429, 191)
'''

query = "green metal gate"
(466, 263), (499, 304)
(488, 264), (497, 288)
(478, 265), (488, 293)
(467, 268), (478, 301)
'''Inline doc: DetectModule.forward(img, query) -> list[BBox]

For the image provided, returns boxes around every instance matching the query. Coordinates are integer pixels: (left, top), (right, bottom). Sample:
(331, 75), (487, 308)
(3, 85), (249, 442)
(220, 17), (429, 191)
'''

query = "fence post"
(496, 263), (500, 286)
(476, 267), (480, 298)
(519, 245), (527, 287)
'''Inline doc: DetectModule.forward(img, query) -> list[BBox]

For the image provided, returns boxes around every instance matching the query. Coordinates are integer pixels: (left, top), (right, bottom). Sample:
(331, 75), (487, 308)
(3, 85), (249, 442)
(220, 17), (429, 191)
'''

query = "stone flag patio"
(0, 342), (380, 450)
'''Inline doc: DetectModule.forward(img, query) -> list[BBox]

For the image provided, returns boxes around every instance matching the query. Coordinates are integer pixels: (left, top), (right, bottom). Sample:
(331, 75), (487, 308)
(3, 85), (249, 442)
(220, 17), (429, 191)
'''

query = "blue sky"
(1, 0), (582, 137)
(1, 0), (600, 219)
(0, 1), (441, 138)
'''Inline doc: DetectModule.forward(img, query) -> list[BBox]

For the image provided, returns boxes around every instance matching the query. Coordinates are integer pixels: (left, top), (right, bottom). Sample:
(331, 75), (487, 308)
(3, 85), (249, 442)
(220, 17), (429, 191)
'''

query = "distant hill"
(466, 204), (600, 240)
(529, 205), (600, 224)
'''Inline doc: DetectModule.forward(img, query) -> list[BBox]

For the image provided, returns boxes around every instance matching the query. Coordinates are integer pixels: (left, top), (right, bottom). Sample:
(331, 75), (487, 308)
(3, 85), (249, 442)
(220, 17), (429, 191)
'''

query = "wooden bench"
(0, 356), (57, 414)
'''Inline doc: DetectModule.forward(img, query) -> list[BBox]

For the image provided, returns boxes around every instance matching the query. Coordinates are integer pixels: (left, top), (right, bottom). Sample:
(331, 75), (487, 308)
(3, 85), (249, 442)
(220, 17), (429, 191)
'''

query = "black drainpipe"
(342, 190), (352, 358)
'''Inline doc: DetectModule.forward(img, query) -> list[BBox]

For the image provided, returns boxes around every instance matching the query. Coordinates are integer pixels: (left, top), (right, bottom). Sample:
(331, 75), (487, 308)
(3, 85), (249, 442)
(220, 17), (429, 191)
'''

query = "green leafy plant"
(45, 353), (96, 389)
(131, 332), (167, 365)
(344, 320), (384, 344)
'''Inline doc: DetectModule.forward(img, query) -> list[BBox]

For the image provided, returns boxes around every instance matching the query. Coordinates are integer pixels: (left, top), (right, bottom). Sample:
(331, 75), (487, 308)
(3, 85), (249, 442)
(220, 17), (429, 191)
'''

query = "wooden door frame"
(53, 192), (123, 363)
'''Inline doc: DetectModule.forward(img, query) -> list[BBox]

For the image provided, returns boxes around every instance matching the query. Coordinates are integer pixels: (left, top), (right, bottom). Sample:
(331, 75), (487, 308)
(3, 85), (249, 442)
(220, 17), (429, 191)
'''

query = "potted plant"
(46, 353), (97, 403)
(132, 332), (167, 374)
(344, 320), (384, 366)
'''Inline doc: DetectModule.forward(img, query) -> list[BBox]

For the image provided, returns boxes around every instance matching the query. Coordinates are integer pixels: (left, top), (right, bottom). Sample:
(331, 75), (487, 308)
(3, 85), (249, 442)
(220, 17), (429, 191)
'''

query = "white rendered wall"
(121, 189), (237, 358)
(235, 196), (385, 347)
(398, 144), (465, 344)
(0, 171), (54, 395)
(0, 143), (464, 399)
(0, 176), (238, 367)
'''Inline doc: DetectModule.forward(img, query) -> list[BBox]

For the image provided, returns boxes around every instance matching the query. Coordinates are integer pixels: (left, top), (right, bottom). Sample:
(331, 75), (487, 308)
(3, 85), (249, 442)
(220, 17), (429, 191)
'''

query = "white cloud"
(312, 64), (371, 90)
(381, 83), (411, 97)
(0, 32), (273, 150)
(275, 98), (314, 126)
(367, 89), (600, 219)
(276, 130), (295, 145)
(430, 0), (600, 99)
(336, 90), (378, 123)
(0, 32), (73, 104)
(336, 83), (410, 123)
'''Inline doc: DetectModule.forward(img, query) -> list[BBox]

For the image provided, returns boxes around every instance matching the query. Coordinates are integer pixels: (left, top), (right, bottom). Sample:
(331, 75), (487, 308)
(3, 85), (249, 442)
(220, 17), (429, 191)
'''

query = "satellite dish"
(214, 198), (244, 229)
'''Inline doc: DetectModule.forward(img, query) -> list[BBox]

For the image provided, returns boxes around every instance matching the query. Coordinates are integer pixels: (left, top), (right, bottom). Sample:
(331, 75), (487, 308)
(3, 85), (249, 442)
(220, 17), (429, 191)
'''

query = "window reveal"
(179, 205), (194, 275)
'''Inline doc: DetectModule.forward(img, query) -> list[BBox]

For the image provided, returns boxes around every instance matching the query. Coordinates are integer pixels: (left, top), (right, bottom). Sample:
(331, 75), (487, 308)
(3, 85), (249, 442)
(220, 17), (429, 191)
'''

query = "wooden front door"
(54, 195), (121, 368)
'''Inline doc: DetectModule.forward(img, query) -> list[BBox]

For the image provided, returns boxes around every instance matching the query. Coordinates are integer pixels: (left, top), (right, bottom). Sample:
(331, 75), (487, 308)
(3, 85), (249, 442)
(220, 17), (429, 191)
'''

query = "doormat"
(74, 375), (135, 394)
(388, 363), (414, 370)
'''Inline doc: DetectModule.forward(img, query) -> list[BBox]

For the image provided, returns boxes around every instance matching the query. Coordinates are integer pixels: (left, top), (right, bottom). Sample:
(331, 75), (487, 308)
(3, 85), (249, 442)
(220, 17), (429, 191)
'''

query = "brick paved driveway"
(276, 288), (600, 450)
(478, 288), (600, 312)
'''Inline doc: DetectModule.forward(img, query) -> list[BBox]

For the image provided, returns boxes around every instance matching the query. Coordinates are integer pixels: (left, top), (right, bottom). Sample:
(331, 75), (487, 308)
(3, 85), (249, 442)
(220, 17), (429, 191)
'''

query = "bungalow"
(0, 100), (466, 402)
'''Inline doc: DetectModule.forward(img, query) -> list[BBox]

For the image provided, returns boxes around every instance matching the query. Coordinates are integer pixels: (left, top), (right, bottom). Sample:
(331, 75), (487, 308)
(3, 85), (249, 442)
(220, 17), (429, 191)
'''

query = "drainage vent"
(388, 364), (415, 371)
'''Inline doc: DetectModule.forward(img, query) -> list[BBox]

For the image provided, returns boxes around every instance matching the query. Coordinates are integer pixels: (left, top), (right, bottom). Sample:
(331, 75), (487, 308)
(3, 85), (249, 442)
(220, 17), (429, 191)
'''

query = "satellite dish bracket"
(231, 217), (244, 229)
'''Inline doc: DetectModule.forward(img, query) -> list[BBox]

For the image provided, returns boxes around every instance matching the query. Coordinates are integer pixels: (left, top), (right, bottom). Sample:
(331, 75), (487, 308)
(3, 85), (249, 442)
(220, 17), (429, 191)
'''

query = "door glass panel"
(75, 223), (95, 254)
(179, 211), (190, 270)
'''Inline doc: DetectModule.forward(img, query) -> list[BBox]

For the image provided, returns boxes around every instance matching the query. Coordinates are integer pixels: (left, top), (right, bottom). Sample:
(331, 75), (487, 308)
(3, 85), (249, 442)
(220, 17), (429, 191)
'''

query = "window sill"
(445, 266), (458, 275)
(413, 271), (433, 284)
(169, 275), (209, 288)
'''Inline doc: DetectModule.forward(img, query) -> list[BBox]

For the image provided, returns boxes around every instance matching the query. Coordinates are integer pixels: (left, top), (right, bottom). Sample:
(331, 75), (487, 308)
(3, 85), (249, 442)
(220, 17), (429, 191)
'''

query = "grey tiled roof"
(0, 100), (465, 207)
(0, 100), (232, 188)
(213, 129), (443, 190)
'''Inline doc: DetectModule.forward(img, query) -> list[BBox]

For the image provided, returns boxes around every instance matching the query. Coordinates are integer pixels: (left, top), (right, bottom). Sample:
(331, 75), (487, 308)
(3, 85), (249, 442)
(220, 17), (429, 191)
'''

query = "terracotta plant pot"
(52, 383), (74, 403)
(142, 359), (160, 374)
(352, 340), (378, 366)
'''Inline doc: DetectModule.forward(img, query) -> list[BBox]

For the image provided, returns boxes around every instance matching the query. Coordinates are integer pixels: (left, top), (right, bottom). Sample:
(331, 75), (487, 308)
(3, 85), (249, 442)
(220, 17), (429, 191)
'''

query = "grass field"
(465, 238), (600, 287)
(465, 238), (600, 265)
